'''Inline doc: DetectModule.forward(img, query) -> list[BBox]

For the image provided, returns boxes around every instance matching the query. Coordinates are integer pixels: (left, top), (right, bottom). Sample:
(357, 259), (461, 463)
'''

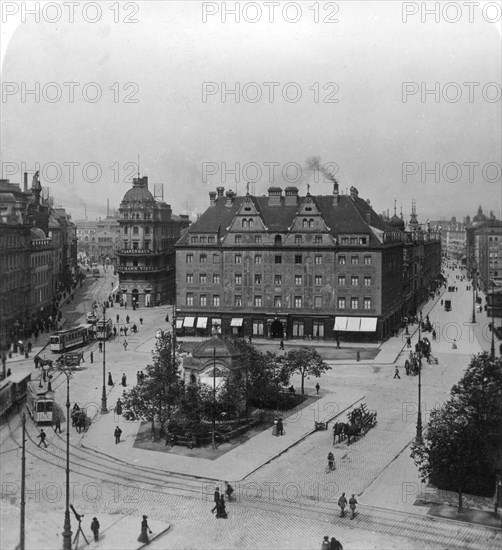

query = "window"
(123, 227), (128, 235)
(235, 254), (242, 263)
(200, 236), (206, 243)
(199, 274), (207, 284)
(208, 236), (215, 244)
(364, 276), (371, 286)
(350, 237), (357, 245)
(313, 320), (324, 338)
(186, 274), (193, 283)
(294, 296), (303, 308)
(254, 254), (262, 264)
(254, 295), (262, 307)
(341, 237), (348, 245)
(186, 293), (194, 306)
(213, 295), (220, 306)
(255, 274), (262, 284)
(274, 296), (282, 307)
(191, 235), (197, 243)
(338, 297), (346, 309)
(213, 274), (220, 284)
(200, 253), (207, 263)
(315, 255), (322, 265)
(200, 294), (207, 306)
(364, 256), (372, 265)
(186, 253), (193, 263)
(253, 320), (264, 336)
(351, 276), (359, 286)
(295, 275), (302, 285)
(359, 237), (367, 245)
(292, 320), (304, 337)
(295, 254), (302, 264)
(242, 219), (248, 228)
(235, 235), (242, 244)
(314, 235), (322, 244)
(302, 219), (308, 228)
(274, 235), (282, 246)
(275, 255), (282, 264)
(338, 276), (346, 286)
(364, 298), (372, 310)
(351, 256), (359, 265)
(295, 235), (302, 244)
(254, 235), (262, 244)
(338, 255), (346, 264)
(133, 226), (139, 235)
(249, 219), (254, 227)
(235, 273), (242, 285)
(351, 298), (358, 309)
(315, 275), (323, 285)
(309, 219), (314, 228)
(213, 253), (220, 263)
(314, 295), (322, 308)
(275, 274), (282, 285)
(234, 295), (242, 307)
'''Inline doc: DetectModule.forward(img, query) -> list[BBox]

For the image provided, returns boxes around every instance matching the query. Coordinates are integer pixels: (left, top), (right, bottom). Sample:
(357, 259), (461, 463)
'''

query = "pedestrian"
(98, 342), (103, 353)
(123, 340), (128, 351)
(321, 536), (330, 550)
(7, 368), (11, 377)
(108, 372), (113, 386)
(277, 418), (284, 436)
(224, 481), (234, 501)
(165, 314), (169, 322)
(137, 515), (152, 543)
(279, 339), (284, 350)
(330, 537), (343, 550)
(327, 451), (335, 472)
(338, 493), (347, 517)
(37, 429), (48, 448)
(349, 494), (358, 519)
(113, 326), (117, 339)
(116, 398), (122, 415)
(336, 338), (341, 349)
(122, 373), (127, 387)
(316, 382), (320, 394)
(53, 416), (62, 433)
(211, 487), (220, 513)
(432, 329), (437, 341)
(405, 359), (410, 376)
(216, 494), (227, 519)
(114, 426), (122, 444)
(394, 366), (401, 379)
(90, 517), (100, 542)
(116, 314), (119, 323)
(140, 317), (143, 325)
(124, 327), (128, 336)
(34, 356), (39, 368)
(126, 315), (130, 324)
(356, 351), (360, 362)
(406, 337), (411, 348)
(120, 327), (124, 335)
(90, 351), (94, 364)
(27, 341), (32, 353)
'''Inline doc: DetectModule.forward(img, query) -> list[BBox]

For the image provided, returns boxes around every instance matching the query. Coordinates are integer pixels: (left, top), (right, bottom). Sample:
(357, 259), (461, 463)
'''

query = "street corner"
(75, 513), (170, 550)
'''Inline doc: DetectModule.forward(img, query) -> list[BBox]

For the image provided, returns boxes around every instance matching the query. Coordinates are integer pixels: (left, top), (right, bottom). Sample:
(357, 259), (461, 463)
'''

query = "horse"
(71, 410), (86, 433)
(346, 424), (362, 445)
(332, 422), (347, 444)
(38, 357), (53, 368)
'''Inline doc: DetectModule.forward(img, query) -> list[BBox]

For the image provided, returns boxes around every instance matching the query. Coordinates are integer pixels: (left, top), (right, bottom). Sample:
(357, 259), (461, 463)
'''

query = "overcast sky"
(1, 1), (501, 223)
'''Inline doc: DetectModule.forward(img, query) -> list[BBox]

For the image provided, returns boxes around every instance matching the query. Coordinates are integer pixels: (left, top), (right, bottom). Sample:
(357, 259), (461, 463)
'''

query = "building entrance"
(270, 319), (284, 339)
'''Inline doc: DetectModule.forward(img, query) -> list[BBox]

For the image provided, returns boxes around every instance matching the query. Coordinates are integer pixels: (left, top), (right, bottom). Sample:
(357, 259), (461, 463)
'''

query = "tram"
(50, 324), (93, 352)
(95, 318), (113, 340)
(0, 370), (32, 417)
(26, 381), (54, 423)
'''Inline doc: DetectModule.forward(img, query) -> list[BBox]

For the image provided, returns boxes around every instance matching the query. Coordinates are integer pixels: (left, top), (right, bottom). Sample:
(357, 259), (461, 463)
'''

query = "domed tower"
(116, 175), (190, 307)
(389, 201), (405, 231)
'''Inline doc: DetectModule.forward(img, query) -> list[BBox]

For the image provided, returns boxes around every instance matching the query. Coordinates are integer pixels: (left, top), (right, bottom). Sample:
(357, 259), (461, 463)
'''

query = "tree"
(280, 347), (331, 395)
(121, 331), (181, 438)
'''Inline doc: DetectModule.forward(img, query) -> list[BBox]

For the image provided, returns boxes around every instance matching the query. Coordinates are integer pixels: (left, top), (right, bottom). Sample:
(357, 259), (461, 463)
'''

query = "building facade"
(116, 175), (190, 307)
(175, 185), (441, 342)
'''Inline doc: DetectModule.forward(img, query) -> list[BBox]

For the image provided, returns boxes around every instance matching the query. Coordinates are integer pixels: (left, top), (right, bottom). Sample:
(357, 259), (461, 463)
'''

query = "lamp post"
(471, 269), (476, 324)
(416, 310), (423, 445)
(212, 346), (216, 450)
(101, 305), (107, 413)
(490, 279), (496, 359)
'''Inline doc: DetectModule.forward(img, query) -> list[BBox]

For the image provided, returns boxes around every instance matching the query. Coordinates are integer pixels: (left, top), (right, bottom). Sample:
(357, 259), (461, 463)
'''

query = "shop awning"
(183, 317), (195, 328)
(334, 316), (348, 331)
(346, 317), (361, 332)
(359, 317), (377, 332)
(230, 318), (243, 327)
(197, 317), (208, 329)
(175, 319), (184, 329)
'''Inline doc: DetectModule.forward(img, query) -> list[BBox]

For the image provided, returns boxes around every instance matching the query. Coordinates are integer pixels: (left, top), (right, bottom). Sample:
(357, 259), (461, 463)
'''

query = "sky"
(1, 1), (501, 223)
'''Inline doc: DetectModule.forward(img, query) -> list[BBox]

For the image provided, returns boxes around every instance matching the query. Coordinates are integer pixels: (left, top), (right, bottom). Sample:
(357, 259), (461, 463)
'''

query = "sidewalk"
(81, 388), (366, 481)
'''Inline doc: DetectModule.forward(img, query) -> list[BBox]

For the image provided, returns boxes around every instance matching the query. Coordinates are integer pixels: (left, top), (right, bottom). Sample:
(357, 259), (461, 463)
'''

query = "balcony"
(116, 265), (167, 273)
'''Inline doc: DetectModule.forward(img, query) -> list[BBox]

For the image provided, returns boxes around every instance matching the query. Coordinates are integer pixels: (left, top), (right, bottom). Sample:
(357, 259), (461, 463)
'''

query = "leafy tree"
(280, 347), (331, 395)
(121, 331), (181, 438)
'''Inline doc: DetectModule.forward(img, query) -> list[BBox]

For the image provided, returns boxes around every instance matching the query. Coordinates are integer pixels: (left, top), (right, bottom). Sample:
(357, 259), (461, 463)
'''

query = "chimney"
(209, 191), (217, 207)
(284, 186), (299, 206)
(225, 189), (235, 207)
(24, 172), (28, 192)
(107, 199), (110, 217)
(333, 182), (339, 205)
(365, 212), (371, 225)
(349, 186), (358, 201)
(268, 186), (282, 206)
(216, 187), (225, 200)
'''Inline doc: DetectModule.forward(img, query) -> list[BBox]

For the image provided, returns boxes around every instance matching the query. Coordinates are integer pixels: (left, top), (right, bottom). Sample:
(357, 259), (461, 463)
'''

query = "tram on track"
(0, 370), (32, 417)
(50, 324), (93, 352)
(26, 381), (54, 424)
(95, 318), (113, 340)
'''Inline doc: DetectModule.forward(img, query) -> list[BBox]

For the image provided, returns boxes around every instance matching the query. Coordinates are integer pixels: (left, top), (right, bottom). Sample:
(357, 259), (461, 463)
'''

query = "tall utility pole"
(490, 279), (496, 359)
(61, 367), (73, 550)
(101, 305), (107, 413)
(20, 412), (26, 550)
(471, 269), (476, 324)
(416, 311), (423, 445)
(212, 346), (216, 450)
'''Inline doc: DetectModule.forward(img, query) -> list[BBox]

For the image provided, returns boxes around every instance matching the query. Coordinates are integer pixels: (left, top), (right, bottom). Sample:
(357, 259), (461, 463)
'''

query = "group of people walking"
(211, 483), (234, 519)
(337, 492), (358, 519)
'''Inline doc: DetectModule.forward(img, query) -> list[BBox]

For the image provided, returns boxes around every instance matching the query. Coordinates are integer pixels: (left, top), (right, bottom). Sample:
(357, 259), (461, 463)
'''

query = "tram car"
(95, 318), (113, 340)
(0, 370), (32, 417)
(50, 324), (93, 352)
(26, 381), (54, 424)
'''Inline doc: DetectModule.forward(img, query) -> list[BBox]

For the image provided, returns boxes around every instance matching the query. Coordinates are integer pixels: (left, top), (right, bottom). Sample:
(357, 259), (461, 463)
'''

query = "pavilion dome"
(30, 227), (46, 240)
(191, 336), (241, 360)
(390, 214), (405, 230)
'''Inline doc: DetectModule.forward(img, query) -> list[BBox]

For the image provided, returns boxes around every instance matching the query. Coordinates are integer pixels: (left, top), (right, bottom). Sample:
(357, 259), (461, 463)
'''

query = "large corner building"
(175, 184), (441, 342)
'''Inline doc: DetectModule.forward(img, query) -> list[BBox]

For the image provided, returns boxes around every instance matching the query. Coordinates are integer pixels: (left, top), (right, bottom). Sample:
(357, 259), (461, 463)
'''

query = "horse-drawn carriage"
(71, 408), (87, 433)
(332, 403), (377, 445)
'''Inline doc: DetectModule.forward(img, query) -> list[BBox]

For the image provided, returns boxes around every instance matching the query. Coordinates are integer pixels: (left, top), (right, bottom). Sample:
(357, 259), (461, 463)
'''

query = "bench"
(165, 433), (196, 449)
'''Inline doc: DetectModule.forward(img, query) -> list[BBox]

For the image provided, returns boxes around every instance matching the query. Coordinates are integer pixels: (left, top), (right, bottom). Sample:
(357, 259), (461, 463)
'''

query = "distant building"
(175, 185), (441, 342)
(116, 175), (190, 307)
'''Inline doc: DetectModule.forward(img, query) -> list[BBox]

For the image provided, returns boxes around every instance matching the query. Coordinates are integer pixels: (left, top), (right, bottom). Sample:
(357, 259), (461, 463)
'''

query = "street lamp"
(490, 279), (496, 359)
(212, 346), (216, 450)
(416, 310), (423, 445)
(471, 269), (476, 324)
(101, 305), (108, 413)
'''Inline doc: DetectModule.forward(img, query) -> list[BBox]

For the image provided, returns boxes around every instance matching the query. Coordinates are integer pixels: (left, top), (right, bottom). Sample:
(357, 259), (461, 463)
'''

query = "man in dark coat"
(121, 373), (127, 387)
(211, 487), (220, 513)
(90, 351), (94, 364)
(114, 426), (122, 444)
(53, 416), (62, 434)
(37, 429), (48, 448)
(90, 517), (100, 542)
(349, 494), (358, 519)
(338, 492), (347, 517)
